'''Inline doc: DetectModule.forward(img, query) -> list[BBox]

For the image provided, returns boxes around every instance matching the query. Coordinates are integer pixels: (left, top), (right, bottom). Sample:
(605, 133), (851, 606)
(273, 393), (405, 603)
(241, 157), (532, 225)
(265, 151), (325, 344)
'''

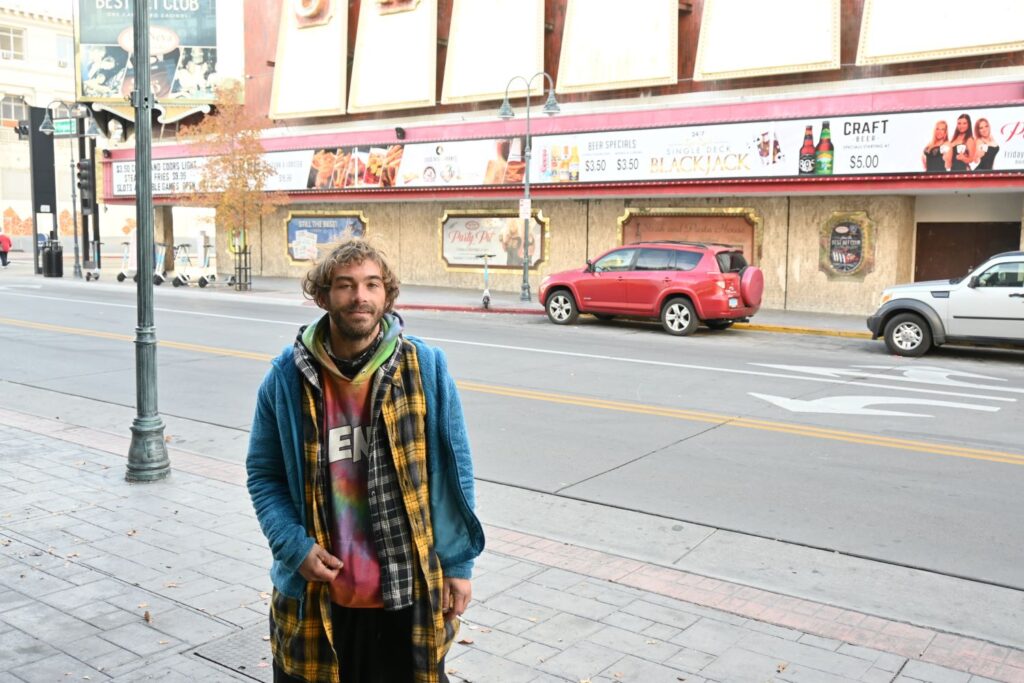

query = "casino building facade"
(96, 0), (1024, 314)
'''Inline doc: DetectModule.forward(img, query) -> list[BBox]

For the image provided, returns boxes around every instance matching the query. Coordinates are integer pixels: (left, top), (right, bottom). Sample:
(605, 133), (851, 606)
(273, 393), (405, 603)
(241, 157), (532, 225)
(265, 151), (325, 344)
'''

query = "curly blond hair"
(302, 239), (400, 312)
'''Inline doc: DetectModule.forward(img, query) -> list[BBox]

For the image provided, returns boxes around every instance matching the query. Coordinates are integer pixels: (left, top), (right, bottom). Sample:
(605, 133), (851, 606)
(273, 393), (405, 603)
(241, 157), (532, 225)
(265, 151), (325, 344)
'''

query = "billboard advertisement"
(109, 104), (1024, 197)
(75, 0), (241, 105)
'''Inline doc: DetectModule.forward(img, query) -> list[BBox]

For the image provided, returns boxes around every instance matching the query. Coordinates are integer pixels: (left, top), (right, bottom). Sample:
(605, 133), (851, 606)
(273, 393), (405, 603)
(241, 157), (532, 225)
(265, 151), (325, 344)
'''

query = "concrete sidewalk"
(2, 407), (1022, 682)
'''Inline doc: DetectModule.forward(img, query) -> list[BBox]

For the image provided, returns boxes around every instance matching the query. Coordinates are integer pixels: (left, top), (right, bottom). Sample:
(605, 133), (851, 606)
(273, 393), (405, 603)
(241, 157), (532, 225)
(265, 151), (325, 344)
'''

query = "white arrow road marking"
(0, 285), (42, 290)
(754, 363), (1024, 396)
(749, 393), (1002, 417)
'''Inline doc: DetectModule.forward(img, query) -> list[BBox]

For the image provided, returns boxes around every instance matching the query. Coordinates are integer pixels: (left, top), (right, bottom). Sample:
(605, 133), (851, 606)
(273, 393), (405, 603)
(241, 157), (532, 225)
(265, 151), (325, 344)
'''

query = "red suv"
(539, 241), (764, 335)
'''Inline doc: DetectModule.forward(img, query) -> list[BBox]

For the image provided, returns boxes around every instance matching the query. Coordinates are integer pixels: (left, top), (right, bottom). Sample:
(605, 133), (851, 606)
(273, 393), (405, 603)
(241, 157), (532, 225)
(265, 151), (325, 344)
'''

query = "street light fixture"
(498, 72), (559, 302)
(39, 100), (100, 279)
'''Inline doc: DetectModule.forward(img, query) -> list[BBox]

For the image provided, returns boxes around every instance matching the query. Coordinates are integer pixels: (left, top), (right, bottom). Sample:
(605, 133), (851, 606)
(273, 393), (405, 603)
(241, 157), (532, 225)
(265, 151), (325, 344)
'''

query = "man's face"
(319, 258), (387, 342)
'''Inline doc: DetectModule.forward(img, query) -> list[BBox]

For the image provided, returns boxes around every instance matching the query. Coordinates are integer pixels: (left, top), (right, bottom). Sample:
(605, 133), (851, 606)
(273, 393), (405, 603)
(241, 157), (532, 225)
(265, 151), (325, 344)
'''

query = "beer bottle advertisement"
(798, 125), (816, 175)
(815, 121), (834, 175)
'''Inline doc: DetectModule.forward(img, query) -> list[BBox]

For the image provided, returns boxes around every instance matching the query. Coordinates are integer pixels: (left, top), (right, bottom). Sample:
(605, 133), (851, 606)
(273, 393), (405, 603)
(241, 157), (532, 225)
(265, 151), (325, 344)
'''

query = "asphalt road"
(2, 277), (1023, 595)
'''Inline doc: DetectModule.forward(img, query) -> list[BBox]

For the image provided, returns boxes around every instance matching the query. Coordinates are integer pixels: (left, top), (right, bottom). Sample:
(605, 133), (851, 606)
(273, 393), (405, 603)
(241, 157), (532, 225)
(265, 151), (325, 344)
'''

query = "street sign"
(519, 198), (532, 219)
(52, 118), (77, 138)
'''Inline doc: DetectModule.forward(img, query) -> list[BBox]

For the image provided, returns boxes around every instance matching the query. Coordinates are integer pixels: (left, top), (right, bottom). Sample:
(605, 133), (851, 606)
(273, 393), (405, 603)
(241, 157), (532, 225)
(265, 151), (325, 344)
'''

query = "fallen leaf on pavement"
(777, 662), (788, 673)
(127, 530), (137, 537)
(646, 639), (658, 644)
(158, 640), (168, 644)
(143, 611), (152, 623)
(259, 592), (270, 599)
(457, 638), (474, 645)
(138, 603), (148, 609)
(257, 662), (269, 668)
(480, 628), (491, 633)
(262, 635), (271, 641)
(527, 617), (538, 622)
(164, 582), (178, 588)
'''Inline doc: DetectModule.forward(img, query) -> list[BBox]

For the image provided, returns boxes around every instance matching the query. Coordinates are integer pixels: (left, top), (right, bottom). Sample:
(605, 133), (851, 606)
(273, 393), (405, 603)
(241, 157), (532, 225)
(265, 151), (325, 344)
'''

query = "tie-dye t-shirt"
(321, 370), (383, 608)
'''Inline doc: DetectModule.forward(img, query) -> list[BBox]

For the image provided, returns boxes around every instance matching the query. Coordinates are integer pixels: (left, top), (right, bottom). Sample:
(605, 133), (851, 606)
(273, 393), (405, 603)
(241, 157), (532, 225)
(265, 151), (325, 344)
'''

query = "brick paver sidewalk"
(1, 410), (1021, 682)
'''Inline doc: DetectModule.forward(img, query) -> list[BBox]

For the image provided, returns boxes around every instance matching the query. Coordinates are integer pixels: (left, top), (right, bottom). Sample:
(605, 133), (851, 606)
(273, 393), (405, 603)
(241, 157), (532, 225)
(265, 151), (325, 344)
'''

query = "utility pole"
(126, 0), (170, 482)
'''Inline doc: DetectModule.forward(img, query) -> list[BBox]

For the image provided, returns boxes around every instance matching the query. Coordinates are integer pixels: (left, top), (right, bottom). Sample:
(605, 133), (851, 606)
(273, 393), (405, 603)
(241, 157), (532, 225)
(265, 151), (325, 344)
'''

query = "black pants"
(273, 605), (448, 683)
(0, 251), (8, 266)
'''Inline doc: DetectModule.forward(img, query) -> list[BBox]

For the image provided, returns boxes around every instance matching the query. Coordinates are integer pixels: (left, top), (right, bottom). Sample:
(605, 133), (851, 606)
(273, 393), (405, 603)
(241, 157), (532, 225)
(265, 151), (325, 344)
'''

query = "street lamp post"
(499, 73), (559, 302)
(39, 101), (98, 279)
(125, 0), (170, 482)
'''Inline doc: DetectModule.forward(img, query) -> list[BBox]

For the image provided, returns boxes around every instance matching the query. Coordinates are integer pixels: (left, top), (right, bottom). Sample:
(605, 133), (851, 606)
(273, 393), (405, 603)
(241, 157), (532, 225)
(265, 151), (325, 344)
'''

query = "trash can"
(42, 242), (63, 278)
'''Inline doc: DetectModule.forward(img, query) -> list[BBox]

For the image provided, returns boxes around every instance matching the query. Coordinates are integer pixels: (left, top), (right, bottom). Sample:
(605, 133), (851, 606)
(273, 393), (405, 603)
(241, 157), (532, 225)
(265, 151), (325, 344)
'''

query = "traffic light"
(76, 159), (95, 213)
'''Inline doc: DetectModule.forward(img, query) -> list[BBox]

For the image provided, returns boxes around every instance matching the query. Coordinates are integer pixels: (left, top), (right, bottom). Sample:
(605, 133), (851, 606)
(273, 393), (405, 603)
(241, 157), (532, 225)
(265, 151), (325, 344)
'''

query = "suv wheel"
(661, 297), (698, 336)
(546, 290), (579, 325)
(883, 313), (933, 357)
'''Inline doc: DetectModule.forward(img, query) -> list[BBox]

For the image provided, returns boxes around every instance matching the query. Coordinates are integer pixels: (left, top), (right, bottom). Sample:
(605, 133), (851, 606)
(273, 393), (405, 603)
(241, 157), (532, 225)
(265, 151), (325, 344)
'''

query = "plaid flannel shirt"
(270, 336), (456, 683)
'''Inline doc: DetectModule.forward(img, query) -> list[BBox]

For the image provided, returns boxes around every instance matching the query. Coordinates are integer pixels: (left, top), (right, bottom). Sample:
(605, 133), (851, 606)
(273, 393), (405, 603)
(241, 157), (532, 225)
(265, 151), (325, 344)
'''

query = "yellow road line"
(5, 316), (1022, 466)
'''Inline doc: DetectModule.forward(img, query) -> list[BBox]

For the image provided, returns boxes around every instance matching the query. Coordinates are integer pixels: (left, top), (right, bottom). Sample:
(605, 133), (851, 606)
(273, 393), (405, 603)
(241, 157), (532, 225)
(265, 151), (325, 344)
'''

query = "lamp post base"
(520, 281), (531, 302)
(126, 417), (170, 482)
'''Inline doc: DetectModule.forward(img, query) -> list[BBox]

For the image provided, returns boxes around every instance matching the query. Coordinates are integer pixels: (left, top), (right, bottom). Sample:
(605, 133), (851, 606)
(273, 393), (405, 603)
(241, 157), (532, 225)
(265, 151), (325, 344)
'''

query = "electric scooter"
(475, 253), (497, 309)
(197, 242), (218, 288)
(84, 240), (103, 281)
(153, 242), (168, 285)
(116, 241), (137, 282)
(171, 243), (198, 287)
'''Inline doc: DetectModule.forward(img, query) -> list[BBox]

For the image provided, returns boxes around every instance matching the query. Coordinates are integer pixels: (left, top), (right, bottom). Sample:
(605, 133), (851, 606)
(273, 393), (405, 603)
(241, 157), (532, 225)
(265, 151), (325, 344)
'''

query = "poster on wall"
(440, 213), (544, 268)
(109, 104), (1024, 198)
(819, 211), (875, 279)
(286, 214), (365, 262)
(75, 0), (241, 104)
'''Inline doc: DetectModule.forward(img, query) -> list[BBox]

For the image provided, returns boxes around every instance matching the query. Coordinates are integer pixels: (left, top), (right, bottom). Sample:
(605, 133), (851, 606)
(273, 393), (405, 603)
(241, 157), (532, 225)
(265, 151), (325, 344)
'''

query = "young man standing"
(247, 239), (484, 683)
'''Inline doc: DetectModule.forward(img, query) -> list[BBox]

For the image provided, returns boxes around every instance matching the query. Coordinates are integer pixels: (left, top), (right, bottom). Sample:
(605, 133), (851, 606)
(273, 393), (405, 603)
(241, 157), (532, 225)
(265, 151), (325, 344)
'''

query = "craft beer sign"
(110, 103), (1024, 197)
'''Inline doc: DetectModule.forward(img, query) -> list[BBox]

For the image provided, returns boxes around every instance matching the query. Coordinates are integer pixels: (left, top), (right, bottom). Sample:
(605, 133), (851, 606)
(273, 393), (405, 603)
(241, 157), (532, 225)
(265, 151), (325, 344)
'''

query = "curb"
(396, 303), (545, 316)
(396, 304), (871, 339)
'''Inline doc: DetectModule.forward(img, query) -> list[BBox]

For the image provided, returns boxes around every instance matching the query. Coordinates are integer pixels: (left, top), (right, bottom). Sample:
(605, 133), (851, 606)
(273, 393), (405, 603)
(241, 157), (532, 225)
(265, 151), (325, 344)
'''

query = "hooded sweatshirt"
(300, 314), (402, 608)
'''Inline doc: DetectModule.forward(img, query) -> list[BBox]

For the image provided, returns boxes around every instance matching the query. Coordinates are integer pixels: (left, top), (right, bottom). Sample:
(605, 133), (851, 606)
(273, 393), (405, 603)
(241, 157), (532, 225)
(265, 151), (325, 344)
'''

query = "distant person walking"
(0, 231), (11, 267)
(246, 239), (484, 683)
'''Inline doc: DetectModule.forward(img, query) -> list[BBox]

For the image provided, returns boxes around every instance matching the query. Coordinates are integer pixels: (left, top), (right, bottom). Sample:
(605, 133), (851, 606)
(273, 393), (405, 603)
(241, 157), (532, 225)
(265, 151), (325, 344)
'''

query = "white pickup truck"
(866, 250), (1024, 356)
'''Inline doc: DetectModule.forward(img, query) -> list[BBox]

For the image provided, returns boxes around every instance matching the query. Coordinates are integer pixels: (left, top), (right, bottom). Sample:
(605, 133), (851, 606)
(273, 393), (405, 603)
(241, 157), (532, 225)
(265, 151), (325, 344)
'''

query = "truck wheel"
(883, 313), (932, 357)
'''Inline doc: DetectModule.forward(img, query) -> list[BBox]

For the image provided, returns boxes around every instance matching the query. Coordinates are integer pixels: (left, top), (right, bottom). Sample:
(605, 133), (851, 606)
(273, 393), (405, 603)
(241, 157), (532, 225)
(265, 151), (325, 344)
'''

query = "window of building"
(1, 96), (27, 126)
(0, 26), (25, 60)
(56, 35), (72, 68)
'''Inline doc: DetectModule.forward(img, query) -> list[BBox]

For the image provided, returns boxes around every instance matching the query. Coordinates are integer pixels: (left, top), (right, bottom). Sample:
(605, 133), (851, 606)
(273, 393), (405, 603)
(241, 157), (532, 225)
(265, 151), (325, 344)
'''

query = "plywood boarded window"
(441, 0), (544, 105)
(555, 0), (678, 95)
(348, 0), (437, 113)
(857, 0), (1024, 66)
(270, 0), (348, 119)
(693, 0), (840, 81)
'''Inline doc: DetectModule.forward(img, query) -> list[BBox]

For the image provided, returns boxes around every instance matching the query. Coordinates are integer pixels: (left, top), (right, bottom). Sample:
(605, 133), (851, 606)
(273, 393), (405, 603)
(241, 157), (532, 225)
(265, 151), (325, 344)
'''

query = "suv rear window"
(715, 251), (748, 273)
(673, 250), (702, 271)
(635, 249), (674, 271)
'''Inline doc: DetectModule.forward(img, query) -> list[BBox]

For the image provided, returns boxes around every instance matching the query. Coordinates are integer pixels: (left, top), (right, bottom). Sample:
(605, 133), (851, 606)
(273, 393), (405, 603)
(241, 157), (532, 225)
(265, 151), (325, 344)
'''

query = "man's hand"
(298, 543), (342, 582)
(442, 577), (471, 622)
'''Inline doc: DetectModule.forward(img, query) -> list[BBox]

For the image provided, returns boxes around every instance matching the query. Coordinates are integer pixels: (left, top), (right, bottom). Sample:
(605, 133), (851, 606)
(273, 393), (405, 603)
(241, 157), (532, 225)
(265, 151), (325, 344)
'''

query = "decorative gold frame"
(285, 210), (368, 264)
(818, 211), (875, 279)
(437, 209), (551, 273)
(616, 207), (763, 264)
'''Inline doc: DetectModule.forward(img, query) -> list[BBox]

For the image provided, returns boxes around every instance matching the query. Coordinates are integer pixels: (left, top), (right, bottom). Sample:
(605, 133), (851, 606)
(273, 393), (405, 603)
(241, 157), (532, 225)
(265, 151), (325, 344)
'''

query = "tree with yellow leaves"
(177, 82), (286, 285)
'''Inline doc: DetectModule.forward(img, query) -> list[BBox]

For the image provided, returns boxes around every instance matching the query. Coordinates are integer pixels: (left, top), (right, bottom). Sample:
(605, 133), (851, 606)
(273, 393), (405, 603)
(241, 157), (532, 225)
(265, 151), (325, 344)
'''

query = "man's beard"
(328, 303), (384, 342)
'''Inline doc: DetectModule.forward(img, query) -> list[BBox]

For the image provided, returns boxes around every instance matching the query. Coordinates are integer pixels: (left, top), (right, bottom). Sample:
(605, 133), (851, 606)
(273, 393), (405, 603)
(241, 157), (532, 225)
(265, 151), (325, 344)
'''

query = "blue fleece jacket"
(246, 335), (484, 600)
